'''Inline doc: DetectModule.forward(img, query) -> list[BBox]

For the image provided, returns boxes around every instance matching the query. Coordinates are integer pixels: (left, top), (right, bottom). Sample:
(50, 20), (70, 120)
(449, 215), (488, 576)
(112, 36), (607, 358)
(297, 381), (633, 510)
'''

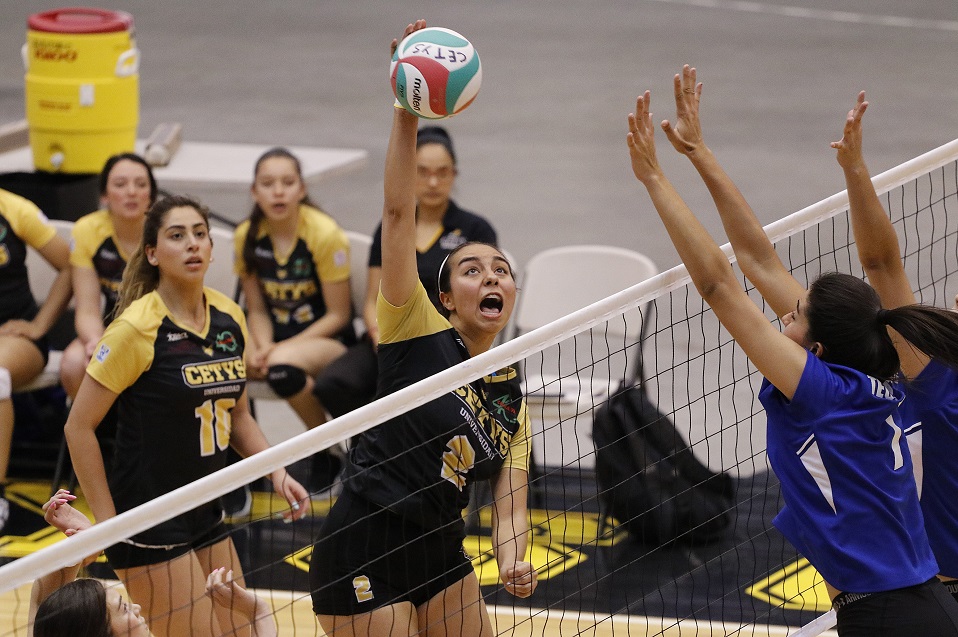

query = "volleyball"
(390, 27), (482, 119)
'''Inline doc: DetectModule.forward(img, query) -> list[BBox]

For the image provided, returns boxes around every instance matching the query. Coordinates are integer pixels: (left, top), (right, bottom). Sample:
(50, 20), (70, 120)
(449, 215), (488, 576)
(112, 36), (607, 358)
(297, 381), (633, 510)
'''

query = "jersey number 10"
(195, 398), (236, 457)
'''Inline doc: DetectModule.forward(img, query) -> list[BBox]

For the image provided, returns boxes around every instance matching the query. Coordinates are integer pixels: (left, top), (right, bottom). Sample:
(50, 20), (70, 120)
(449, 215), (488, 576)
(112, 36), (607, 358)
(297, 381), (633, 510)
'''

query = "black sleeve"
(473, 217), (497, 246)
(368, 222), (384, 268)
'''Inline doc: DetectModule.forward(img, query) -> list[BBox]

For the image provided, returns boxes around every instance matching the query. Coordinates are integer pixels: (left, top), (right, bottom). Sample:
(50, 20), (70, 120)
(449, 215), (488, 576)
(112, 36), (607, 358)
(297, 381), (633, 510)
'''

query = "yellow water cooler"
(24, 8), (139, 173)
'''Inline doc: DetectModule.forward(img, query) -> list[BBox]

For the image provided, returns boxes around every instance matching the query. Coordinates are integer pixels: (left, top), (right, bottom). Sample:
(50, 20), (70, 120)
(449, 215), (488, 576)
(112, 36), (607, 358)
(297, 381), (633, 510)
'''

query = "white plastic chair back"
(345, 230), (372, 335)
(513, 244), (656, 338)
(512, 245), (658, 469)
(26, 219), (73, 303)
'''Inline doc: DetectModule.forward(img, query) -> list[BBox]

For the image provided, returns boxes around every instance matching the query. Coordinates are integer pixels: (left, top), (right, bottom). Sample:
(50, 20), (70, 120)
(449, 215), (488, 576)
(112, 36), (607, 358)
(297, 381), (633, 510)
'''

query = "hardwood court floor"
(0, 474), (832, 636)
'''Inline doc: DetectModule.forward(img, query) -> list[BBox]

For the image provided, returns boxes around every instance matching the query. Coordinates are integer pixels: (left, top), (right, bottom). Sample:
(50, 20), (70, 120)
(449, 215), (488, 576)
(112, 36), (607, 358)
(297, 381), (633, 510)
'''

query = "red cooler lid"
(28, 7), (133, 34)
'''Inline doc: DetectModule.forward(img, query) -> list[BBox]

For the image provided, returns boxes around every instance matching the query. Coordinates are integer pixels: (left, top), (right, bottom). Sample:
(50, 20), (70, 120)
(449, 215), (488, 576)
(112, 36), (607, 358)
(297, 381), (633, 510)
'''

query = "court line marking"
(234, 587), (806, 637)
(645, 0), (958, 32)
(2, 579), (811, 636)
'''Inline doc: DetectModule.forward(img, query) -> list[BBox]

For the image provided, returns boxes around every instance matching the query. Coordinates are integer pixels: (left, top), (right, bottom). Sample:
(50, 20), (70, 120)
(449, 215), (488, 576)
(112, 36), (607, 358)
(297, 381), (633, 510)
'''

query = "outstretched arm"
(363, 266), (382, 347)
(834, 92), (909, 293)
(29, 491), (96, 635)
(628, 89), (807, 399)
(833, 91), (925, 376)
(380, 20), (426, 309)
(661, 65), (805, 319)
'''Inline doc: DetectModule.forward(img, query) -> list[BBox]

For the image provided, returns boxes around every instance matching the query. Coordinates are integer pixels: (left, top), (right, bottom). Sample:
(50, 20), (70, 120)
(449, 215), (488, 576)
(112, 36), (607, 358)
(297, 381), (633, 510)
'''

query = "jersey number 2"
(195, 398), (236, 457)
(441, 435), (477, 491)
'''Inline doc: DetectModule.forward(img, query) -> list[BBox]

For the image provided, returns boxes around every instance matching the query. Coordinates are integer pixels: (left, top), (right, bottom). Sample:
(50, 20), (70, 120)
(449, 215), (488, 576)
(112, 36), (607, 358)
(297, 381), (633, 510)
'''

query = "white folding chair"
(344, 230), (372, 338)
(511, 245), (658, 469)
(493, 247), (519, 346)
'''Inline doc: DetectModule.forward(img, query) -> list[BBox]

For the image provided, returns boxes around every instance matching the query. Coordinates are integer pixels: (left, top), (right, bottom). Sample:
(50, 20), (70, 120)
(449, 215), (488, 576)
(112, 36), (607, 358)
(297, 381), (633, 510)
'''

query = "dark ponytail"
(881, 304), (958, 369)
(806, 272), (958, 381)
(806, 272), (900, 380)
(242, 147), (317, 274)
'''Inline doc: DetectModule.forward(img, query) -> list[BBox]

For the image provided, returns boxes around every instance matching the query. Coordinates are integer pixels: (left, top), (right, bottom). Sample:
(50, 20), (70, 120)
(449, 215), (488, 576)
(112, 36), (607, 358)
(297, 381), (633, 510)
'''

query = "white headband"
(437, 253), (452, 292)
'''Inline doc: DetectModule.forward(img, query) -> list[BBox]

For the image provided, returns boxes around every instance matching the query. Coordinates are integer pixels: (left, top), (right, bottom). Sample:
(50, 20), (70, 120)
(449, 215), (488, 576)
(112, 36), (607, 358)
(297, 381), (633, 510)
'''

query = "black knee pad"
(266, 364), (307, 398)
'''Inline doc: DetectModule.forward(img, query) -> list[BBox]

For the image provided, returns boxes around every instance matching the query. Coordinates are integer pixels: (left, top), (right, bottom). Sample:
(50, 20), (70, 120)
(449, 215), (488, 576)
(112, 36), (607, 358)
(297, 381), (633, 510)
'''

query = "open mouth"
(479, 294), (504, 316)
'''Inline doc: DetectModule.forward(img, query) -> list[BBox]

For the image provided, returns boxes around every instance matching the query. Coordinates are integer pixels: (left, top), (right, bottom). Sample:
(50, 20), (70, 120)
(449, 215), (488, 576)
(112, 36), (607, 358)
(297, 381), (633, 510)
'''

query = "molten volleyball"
(391, 27), (482, 119)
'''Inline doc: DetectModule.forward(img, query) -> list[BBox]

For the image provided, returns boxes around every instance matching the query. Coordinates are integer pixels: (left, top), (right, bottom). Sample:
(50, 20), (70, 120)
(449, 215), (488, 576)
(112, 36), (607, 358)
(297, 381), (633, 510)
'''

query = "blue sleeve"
(789, 353), (899, 431)
(782, 352), (841, 423)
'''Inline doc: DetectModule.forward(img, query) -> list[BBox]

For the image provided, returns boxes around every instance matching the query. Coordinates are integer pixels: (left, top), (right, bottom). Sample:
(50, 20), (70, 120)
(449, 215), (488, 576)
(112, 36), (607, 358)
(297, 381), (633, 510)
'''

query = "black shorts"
(946, 581), (958, 605)
(834, 578), (958, 636)
(105, 516), (230, 570)
(309, 491), (474, 616)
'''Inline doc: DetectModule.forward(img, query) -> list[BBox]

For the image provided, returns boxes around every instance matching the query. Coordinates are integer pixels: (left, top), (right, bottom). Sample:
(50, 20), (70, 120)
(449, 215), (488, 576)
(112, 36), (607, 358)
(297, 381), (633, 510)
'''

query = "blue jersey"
(899, 359), (958, 579)
(760, 351), (937, 593)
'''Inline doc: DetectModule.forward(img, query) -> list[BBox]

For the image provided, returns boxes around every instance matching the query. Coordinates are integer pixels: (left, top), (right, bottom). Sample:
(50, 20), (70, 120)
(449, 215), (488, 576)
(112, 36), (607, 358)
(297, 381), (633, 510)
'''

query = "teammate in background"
(30, 490), (278, 637)
(835, 92), (958, 601)
(309, 20), (536, 637)
(627, 66), (958, 635)
(65, 195), (307, 637)
(234, 148), (353, 430)
(59, 153), (157, 401)
(313, 125), (497, 421)
(0, 188), (71, 533)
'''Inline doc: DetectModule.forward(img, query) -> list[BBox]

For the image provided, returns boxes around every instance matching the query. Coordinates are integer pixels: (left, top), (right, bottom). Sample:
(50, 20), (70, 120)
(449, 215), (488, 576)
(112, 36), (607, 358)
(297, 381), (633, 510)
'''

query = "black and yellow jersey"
(344, 281), (530, 536)
(70, 209), (131, 322)
(233, 204), (350, 341)
(86, 287), (248, 545)
(0, 188), (57, 324)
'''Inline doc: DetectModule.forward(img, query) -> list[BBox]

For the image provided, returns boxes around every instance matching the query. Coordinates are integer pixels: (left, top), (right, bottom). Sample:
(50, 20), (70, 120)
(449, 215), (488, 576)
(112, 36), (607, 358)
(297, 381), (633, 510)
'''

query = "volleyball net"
(2, 138), (957, 636)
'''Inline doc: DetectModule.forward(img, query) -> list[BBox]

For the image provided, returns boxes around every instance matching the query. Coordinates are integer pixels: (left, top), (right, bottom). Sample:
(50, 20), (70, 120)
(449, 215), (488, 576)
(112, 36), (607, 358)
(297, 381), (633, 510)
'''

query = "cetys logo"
(182, 356), (246, 387)
(214, 330), (238, 353)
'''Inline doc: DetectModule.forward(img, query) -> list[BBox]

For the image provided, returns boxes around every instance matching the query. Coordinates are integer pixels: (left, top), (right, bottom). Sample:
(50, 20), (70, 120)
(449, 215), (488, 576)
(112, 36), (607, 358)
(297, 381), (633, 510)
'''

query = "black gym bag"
(593, 384), (734, 547)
